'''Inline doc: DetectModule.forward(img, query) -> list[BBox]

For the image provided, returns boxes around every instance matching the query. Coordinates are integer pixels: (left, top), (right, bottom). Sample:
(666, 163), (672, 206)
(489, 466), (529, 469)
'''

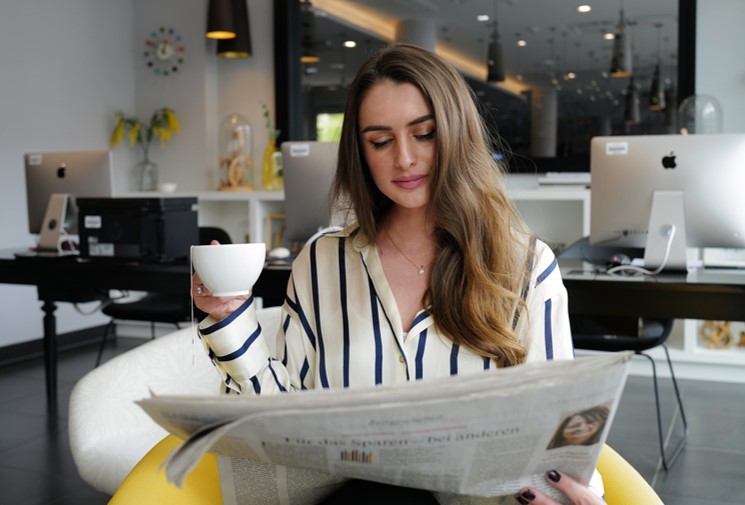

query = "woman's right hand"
(191, 272), (249, 321)
(192, 240), (250, 321)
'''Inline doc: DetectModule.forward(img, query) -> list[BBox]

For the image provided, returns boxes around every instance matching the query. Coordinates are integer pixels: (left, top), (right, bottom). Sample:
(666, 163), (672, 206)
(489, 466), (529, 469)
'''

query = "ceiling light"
(577, 5), (591, 13)
(206, 0), (236, 39)
(624, 77), (641, 125)
(477, 14), (490, 22)
(517, 39), (527, 47)
(486, 1), (505, 82)
(603, 32), (615, 40)
(217, 0), (252, 58)
(609, 3), (632, 77)
(343, 40), (356, 48)
(649, 23), (666, 110)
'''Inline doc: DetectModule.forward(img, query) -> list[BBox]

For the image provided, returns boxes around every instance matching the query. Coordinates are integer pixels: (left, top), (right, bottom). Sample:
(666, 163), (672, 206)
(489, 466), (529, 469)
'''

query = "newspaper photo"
(137, 351), (633, 505)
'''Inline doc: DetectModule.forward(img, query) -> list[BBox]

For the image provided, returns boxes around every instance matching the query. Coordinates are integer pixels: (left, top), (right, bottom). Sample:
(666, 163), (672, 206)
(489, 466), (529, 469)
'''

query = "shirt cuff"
(199, 297), (272, 381)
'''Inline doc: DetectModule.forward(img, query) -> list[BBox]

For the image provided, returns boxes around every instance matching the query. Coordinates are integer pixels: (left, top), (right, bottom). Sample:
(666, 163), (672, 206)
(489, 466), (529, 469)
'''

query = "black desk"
(558, 238), (745, 323)
(562, 264), (745, 323)
(0, 249), (290, 414)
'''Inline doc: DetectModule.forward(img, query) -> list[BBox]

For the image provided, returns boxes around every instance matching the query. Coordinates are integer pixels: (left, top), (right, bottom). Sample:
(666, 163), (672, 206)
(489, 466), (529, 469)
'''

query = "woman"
(547, 406), (611, 449)
(193, 43), (601, 505)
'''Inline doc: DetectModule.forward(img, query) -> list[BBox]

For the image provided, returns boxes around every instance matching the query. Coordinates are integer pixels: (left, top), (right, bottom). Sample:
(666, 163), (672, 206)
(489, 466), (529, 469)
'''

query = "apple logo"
(56, 163), (66, 178)
(662, 151), (677, 169)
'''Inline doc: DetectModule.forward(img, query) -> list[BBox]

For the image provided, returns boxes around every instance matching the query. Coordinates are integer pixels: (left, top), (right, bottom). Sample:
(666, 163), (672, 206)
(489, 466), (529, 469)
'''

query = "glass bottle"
(219, 114), (253, 190)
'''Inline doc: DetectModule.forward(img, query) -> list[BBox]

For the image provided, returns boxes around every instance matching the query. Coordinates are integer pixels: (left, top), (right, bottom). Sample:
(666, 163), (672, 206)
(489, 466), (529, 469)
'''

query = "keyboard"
(537, 172), (591, 186)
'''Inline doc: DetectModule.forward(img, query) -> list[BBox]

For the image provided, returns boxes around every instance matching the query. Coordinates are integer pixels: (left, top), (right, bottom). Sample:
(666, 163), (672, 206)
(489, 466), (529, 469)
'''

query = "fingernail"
(514, 495), (529, 505)
(547, 469), (561, 482)
(521, 490), (536, 501)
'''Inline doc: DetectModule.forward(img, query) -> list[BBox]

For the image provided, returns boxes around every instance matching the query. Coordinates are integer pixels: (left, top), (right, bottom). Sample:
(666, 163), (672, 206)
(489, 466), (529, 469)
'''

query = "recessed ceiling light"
(517, 39), (527, 47)
(477, 14), (490, 22)
(577, 5), (591, 13)
(343, 40), (356, 48)
(603, 32), (615, 40)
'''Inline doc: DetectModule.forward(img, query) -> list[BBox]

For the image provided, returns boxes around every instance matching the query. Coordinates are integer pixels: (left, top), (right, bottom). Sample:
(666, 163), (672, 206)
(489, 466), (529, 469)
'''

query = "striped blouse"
(199, 226), (575, 395)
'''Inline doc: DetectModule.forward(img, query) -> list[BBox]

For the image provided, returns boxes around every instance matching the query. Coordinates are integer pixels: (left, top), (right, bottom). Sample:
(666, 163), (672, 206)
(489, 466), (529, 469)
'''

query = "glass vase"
(219, 114), (253, 191)
(262, 139), (282, 191)
(138, 155), (158, 191)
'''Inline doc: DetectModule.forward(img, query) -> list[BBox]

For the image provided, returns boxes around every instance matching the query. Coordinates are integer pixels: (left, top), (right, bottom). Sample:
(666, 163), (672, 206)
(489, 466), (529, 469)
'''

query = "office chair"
(572, 317), (688, 471)
(95, 226), (232, 367)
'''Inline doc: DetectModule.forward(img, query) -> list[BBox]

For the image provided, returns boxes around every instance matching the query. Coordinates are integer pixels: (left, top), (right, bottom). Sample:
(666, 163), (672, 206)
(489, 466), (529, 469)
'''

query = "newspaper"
(137, 352), (632, 505)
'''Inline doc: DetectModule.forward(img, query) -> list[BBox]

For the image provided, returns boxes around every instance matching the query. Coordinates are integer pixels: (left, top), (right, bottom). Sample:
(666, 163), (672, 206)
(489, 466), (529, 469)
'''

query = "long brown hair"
(332, 43), (534, 366)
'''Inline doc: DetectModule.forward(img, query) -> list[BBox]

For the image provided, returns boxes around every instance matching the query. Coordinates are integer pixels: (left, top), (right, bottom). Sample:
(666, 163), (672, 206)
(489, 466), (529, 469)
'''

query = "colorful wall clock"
(144, 27), (186, 76)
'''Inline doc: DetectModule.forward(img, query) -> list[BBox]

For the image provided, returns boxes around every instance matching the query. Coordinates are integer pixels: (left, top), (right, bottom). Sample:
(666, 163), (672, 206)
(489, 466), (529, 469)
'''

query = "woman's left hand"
(514, 470), (604, 505)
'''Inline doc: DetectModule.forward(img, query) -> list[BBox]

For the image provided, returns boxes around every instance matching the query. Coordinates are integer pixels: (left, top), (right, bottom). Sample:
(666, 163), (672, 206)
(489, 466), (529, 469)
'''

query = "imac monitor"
(24, 150), (114, 251)
(590, 134), (745, 271)
(281, 141), (340, 248)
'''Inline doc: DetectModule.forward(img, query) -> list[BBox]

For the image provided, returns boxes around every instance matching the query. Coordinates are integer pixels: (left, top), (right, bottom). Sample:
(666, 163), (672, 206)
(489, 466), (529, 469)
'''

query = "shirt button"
(399, 356), (405, 363)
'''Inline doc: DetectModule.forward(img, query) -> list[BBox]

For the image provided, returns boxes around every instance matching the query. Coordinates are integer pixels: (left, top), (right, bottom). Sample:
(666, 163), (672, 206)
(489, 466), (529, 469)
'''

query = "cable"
(606, 224), (677, 277)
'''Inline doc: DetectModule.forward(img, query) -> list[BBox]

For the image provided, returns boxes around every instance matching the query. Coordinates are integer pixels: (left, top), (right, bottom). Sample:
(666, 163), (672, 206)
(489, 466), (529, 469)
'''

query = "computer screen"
(589, 134), (745, 270)
(281, 141), (342, 249)
(24, 150), (114, 249)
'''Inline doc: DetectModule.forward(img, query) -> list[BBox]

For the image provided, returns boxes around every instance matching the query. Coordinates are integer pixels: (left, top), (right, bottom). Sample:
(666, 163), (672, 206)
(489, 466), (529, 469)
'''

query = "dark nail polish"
(521, 490), (536, 501)
(515, 495), (529, 505)
(547, 469), (561, 482)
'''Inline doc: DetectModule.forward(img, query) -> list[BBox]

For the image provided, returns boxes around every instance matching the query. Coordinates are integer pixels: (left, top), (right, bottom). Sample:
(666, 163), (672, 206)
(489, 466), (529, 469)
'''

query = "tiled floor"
(1, 338), (745, 504)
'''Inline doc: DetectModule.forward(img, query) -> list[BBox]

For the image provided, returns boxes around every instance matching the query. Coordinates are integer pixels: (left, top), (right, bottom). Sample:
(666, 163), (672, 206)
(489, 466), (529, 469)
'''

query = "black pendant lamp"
(648, 23), (665, 110)
(609, 2), (632, 77)
(206, 0), (235, 40)
(486, 0), (505, 83)
(664, 83), (678, 132)
(218, 0), (252, 58)
(624, 77), (641, 125)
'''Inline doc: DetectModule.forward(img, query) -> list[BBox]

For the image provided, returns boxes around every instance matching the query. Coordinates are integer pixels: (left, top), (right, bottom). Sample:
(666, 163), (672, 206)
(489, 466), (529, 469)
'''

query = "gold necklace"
(384, 227), (428, 275)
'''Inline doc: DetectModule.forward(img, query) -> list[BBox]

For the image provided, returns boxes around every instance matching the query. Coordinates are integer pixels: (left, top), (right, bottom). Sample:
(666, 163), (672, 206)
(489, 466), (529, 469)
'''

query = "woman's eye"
(416, 130), (436, 141)
(369, 139), (391, 150)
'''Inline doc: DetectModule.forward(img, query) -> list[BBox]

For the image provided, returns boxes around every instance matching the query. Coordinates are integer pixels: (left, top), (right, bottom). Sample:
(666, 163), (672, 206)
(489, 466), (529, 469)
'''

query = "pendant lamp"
(218, 0), (252, 58)
(609, 3), (632, 77)
(206, 0), (235, 40)
(648, 23), (665, 110)
(486, 1), (505, 83)
(664, 84), (678, 132)
(624, 77), (640, 125)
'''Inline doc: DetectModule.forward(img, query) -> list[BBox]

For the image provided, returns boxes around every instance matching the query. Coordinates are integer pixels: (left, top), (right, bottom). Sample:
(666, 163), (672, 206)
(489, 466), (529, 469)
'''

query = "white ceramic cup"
(191, 243), (266, 297)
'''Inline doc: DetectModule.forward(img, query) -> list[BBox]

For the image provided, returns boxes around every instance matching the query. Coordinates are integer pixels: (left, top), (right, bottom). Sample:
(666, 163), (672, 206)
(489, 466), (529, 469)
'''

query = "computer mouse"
(606, 253), (631, 269)
(268, 246), (291, 259)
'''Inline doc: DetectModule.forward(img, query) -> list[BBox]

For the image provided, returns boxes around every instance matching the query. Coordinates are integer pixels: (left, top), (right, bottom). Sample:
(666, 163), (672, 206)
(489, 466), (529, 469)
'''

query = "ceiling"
(300, 0), (679, 109)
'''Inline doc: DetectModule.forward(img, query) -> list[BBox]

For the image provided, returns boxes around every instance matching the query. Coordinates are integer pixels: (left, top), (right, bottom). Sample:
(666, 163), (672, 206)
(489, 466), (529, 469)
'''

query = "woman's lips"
(394, 174), (428, 189)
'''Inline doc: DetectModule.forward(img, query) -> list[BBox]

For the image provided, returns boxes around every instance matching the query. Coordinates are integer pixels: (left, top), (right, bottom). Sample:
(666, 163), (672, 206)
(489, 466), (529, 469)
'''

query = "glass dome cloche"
(678, 94), (723, 135)
(219, 113), (254, 191)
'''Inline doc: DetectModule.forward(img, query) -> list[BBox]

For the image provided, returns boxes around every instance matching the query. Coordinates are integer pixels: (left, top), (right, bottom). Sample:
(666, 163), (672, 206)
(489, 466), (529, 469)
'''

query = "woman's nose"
(394, 138), (416, 168)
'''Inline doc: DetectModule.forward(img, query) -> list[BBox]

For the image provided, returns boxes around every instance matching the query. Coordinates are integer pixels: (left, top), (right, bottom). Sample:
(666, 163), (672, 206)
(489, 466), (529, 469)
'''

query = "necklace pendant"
(417, 266), (425, 275)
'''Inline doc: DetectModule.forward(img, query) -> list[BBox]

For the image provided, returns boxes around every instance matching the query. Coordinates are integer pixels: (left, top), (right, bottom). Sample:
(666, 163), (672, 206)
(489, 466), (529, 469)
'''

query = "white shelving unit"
(506, 174), (590, 252)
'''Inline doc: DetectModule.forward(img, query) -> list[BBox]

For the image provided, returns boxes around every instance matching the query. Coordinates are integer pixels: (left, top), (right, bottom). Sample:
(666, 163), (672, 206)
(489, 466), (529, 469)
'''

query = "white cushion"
(68, 306), (282, 494)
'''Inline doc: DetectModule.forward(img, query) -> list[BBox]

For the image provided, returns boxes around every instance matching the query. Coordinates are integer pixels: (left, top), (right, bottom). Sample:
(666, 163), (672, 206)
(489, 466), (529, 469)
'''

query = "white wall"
(0, 0), (275, 347)
(696, 0), (745, 133)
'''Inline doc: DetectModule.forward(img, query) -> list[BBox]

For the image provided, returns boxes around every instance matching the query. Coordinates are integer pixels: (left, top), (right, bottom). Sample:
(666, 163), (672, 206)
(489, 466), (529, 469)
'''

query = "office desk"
(0, 249), (289, 413)
(561, 262), (745, 323)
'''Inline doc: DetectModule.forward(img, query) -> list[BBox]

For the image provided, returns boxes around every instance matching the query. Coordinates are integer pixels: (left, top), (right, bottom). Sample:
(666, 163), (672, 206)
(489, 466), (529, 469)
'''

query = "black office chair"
(95, 226), (232, 366)
(572, 316), (688, 471)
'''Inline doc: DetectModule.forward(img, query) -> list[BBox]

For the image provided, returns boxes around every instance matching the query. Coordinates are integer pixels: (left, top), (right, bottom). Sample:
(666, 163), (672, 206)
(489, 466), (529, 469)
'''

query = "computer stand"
(643, 190), (688, 271)
(37, 193), (78, 254)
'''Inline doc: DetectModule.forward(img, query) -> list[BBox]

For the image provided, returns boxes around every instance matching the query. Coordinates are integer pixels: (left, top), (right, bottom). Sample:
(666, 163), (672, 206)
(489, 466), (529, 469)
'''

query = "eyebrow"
(360, 114), (434, 134)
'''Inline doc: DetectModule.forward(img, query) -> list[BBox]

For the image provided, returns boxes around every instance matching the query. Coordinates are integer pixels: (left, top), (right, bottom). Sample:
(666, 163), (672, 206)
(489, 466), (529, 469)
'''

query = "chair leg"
(150, 321), (156, 340)
(95, 320), (116, 368)
(638, 344), (688, 471)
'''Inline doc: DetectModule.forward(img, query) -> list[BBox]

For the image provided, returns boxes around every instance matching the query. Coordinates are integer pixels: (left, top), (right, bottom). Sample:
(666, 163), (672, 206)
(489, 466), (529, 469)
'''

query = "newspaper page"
(137, 352), (632, 504)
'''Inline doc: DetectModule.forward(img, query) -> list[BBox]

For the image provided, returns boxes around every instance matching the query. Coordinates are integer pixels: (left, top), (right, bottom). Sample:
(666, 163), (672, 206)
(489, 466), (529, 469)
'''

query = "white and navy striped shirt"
(199, 226), (574, 395)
